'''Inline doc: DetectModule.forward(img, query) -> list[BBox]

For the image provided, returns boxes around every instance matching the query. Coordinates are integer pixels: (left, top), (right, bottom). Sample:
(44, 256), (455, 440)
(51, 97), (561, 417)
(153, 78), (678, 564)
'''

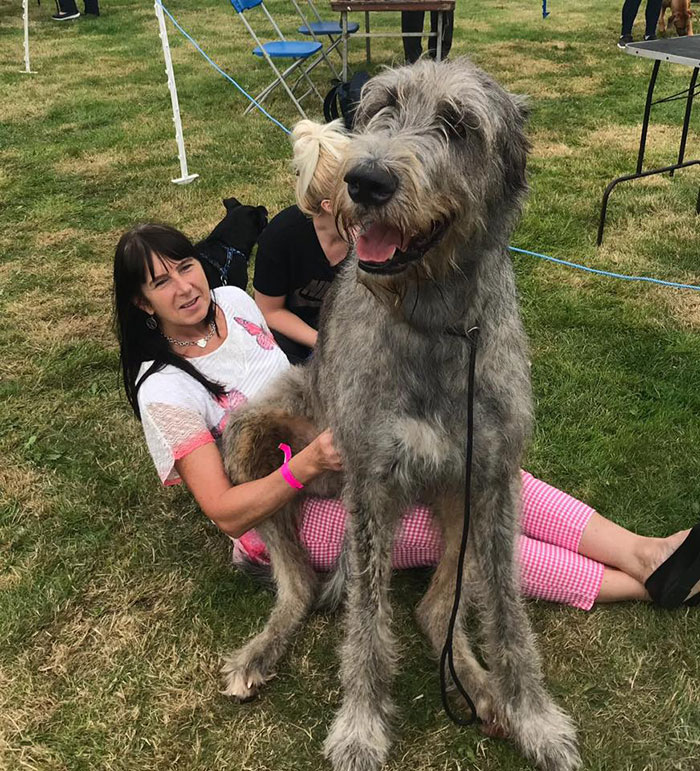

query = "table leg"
(636, 60), (660, 174)
(365, 11), (371, 64)
(342, 11), (348, 82)
(436, 11), (443, 62)
(672, 67), (698, 178)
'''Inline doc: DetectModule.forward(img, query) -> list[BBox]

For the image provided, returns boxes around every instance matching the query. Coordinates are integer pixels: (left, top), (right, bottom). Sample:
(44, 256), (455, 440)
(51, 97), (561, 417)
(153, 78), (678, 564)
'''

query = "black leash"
(439, 324), (480, 726)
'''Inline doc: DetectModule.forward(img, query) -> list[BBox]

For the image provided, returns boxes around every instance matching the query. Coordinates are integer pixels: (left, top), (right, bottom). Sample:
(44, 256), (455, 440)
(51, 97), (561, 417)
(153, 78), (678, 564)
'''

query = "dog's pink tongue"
(356, 223), (402, 263)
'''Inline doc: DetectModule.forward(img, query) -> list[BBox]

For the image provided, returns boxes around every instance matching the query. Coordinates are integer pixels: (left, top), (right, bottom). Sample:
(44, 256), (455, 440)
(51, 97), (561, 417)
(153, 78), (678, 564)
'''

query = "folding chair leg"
(300, 67), (323, 102)
(247, 55), (310, 117)
(319, 47), (341, 80)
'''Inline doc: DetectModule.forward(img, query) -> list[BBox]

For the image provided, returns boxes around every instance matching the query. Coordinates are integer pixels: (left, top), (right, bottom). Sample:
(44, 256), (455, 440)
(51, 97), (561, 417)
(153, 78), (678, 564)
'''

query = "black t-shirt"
(253, 205), (338, 331)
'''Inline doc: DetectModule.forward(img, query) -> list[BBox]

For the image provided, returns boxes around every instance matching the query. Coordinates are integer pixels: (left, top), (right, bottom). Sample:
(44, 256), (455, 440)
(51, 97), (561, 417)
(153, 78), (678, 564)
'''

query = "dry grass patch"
(6, 292), (96, 351)
(530, 138), (575, 159)
(585, 123), (699, 155)
(660, 284), (700, 329)
(0, 464), (54, 520)
(34, 228), (83, 249)
(481, 42), (564, 75)
(54, 152), (126, 179)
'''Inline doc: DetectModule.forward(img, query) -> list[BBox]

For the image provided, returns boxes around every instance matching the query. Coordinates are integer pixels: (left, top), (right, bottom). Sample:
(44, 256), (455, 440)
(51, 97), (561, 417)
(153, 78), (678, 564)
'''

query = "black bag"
(194, 197), (268, 291)
(323, 70), (370, 130)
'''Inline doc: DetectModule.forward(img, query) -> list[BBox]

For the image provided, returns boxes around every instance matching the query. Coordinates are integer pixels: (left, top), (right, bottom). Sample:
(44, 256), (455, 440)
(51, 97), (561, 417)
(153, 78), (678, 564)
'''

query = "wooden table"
(329, 0), (456, 81)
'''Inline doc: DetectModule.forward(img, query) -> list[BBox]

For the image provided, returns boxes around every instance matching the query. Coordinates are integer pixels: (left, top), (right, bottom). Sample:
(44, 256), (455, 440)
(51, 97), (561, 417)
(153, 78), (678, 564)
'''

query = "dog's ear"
(223, 197), (242, 211)
(499, 93), (531, 203)
(254, 206), (268, 233)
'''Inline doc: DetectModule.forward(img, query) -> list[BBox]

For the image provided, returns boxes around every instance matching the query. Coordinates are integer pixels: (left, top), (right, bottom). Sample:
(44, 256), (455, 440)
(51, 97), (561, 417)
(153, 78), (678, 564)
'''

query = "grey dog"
(222, 58), (581, 771)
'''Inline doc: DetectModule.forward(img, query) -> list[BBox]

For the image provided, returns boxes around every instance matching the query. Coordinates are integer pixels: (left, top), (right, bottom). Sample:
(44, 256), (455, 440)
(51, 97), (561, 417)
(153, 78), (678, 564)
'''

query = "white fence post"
(154, 0), (199, 185)
(21, 0), (35, 74)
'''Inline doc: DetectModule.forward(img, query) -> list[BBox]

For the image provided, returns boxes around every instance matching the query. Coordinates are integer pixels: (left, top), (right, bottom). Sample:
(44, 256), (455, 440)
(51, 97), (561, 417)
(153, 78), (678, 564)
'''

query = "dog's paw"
(220, 657), (274, 703)
(323, 703), (391, 771)
(509, 699), (581, 771)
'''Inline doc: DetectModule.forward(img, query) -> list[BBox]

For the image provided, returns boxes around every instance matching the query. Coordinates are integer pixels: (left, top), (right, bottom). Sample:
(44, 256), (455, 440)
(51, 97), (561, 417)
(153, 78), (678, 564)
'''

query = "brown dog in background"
(658, 0), (694, 36)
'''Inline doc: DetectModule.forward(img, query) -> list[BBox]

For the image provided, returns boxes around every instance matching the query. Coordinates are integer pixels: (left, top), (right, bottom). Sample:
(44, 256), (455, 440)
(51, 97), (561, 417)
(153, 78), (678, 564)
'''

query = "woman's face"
(136, 254), (210, 330)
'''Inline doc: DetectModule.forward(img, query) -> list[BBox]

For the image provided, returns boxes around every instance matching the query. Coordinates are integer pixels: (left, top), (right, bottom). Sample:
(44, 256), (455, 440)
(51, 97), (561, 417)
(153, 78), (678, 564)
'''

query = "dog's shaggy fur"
(222, 58), (580, 771)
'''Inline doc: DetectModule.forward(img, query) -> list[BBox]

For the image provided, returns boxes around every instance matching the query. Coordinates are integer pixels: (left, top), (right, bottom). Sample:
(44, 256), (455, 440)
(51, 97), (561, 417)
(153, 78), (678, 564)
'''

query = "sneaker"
(52, 10), (80, 19)
(617, 34), (633, 48)
(643, 34), (657, 41)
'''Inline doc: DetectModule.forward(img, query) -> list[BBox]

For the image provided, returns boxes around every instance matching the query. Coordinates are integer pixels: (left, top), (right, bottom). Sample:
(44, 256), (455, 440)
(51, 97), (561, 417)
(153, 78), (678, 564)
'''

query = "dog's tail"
(314, 538), (350, 611)
(232, 537), (349, 610)
(231, 550), (276, 591)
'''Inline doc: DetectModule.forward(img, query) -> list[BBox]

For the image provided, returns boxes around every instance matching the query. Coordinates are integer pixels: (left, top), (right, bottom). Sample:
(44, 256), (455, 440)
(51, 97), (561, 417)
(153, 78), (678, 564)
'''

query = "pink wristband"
(278, 443), (304, 490)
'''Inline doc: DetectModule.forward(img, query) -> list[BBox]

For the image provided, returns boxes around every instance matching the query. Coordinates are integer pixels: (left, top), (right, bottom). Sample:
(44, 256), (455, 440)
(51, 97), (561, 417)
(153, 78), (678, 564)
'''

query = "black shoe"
(644, 33), (657, 41)
(52, 9), (80, 19)
(645, 524), (700, 608)
(617, 34), (633, 49)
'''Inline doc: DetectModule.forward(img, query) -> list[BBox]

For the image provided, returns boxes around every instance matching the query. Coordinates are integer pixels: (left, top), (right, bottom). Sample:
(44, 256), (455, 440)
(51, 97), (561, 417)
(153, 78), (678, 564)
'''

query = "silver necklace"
(163, 320), (216, 349)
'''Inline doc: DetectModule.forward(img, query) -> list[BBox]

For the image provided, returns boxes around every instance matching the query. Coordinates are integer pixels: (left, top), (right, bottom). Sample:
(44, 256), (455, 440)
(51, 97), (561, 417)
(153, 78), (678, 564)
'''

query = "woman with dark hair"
(113, 223), (342, 538)
(114, 219), (700, 611)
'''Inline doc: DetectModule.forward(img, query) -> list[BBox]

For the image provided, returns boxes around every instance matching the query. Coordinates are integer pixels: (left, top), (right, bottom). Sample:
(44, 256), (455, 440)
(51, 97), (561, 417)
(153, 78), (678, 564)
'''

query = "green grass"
(1, 0), (699, 769)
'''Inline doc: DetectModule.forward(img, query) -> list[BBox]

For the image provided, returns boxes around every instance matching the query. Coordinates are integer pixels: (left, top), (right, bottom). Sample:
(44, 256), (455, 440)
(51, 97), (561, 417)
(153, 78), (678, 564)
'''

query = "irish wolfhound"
(222, 58), (580, 771)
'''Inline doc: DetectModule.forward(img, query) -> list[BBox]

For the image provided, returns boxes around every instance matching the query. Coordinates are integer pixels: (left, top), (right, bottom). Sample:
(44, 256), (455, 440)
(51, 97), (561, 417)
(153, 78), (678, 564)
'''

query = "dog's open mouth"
(354, 221), (449, 274)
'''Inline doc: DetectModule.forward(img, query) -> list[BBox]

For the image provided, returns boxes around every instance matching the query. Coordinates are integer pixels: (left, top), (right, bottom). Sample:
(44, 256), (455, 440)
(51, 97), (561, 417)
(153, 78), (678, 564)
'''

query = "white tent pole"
(154, 0), (198, 185)
(21, 0), (35, 74)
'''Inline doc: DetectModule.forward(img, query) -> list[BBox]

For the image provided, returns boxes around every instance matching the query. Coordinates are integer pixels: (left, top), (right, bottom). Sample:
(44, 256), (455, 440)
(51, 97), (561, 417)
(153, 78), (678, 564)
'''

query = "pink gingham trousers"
(235, 470), (605, 610)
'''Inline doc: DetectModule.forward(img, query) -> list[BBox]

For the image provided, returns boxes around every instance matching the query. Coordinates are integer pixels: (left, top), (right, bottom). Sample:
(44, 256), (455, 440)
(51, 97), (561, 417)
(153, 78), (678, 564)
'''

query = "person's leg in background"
(427, 10), (454, 60)
(619, 0), (643, 45)
(402, 11), (425, 64)
(53, 0), (80, 20)
(643, 0), (663, 38)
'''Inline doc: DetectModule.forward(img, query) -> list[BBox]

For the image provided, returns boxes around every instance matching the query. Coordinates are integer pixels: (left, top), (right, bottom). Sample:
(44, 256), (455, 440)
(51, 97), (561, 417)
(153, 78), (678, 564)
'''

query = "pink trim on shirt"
(173, 430), (215, 461)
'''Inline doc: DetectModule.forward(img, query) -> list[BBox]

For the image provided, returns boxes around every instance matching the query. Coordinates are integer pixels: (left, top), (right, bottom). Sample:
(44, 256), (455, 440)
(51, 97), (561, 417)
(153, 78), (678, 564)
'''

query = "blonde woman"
(253, 120), (351, 364)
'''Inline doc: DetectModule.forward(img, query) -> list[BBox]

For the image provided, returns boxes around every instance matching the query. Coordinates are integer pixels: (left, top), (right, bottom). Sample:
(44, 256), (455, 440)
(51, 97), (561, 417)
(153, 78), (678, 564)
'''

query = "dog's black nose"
(344, 163), (398, 206)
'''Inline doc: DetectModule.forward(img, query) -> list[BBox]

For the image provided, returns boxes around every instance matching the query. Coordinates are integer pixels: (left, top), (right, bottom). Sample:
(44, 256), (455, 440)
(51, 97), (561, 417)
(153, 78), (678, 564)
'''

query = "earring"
(145, 315), (158, 330)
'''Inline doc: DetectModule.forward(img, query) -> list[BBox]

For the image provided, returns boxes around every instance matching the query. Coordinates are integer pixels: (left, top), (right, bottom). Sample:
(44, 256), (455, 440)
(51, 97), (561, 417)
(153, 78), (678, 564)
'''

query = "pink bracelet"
(278, 443), (304, 490)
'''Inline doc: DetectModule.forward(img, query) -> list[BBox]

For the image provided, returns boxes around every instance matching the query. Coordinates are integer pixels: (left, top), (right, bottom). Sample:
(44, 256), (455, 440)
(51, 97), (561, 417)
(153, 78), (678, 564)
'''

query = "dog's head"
(332, 58), (530, 283)
(205, 197), (268, 254)
(672, 6), (693, 35)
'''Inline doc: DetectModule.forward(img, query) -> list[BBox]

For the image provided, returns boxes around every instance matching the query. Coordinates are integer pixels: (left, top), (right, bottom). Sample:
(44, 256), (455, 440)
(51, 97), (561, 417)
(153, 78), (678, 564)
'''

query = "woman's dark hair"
(113, 223), (225, 420)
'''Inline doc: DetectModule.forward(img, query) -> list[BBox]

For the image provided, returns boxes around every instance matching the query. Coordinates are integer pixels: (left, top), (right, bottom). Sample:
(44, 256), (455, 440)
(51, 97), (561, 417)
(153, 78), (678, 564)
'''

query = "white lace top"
(137, 286), (290, 486)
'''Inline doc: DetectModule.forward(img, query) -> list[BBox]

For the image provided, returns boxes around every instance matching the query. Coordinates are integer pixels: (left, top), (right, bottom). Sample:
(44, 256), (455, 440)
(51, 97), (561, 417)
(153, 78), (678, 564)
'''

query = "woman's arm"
(175, 429), (341, 538)
(254, 291), (318, 349)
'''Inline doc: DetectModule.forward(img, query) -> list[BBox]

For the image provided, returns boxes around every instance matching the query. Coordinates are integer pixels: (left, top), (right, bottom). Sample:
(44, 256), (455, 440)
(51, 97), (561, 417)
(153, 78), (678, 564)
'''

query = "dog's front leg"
(221, 505), (317, 701)
(471, 473), (581, 771)
(323, 480), (401, 771)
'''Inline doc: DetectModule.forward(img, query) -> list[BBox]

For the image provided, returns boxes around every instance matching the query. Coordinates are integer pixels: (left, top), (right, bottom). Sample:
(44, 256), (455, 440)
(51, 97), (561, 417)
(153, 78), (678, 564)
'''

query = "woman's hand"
(309, 429), (343, 473)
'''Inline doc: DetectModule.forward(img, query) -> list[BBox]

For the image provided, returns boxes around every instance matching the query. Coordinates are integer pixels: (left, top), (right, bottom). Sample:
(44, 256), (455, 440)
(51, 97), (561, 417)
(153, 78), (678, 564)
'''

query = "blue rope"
(157, 1), (291, 134)
(509, 246), (700, 291)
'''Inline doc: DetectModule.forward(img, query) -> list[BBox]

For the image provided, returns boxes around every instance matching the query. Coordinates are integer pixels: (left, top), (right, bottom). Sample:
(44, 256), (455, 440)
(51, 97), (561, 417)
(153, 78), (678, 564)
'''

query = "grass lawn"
(1, 0), (699, 769)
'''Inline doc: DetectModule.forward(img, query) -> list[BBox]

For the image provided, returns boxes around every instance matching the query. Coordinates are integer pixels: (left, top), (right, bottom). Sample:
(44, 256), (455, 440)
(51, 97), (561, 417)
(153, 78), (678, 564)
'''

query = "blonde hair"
(291, 119), (351, 216)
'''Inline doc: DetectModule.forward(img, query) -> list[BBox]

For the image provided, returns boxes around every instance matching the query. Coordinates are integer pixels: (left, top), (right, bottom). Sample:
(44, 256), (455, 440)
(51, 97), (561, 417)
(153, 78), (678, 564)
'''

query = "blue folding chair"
(290, 0), (359, 69)
(230, 0), (327, 118)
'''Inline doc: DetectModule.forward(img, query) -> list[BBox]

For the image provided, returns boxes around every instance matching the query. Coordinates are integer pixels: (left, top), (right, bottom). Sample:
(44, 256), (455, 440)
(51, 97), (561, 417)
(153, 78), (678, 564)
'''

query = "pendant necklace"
(163, 320), (216, 349)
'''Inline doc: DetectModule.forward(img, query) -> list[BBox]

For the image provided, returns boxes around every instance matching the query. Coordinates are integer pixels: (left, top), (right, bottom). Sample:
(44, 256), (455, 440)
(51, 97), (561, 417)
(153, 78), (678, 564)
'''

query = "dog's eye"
(383, 88), (398, 108)
(438, 104), (467, 138)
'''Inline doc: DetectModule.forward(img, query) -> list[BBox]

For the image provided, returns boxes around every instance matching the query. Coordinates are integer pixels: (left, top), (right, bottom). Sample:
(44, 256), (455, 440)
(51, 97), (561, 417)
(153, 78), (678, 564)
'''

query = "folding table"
(597, 37), (700, 245)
